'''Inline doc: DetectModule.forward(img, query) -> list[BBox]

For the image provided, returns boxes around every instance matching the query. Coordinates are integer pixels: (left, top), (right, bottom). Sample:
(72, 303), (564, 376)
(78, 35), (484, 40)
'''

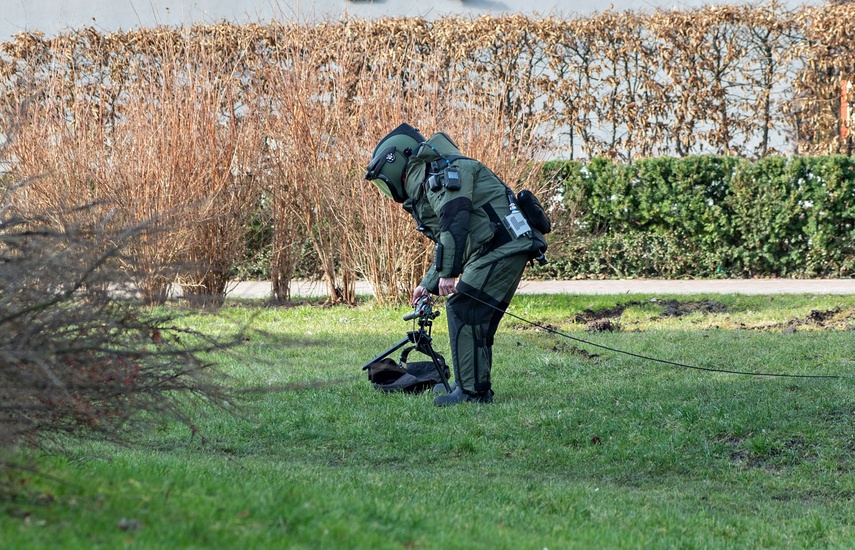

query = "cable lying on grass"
(459, 290), (852, 381)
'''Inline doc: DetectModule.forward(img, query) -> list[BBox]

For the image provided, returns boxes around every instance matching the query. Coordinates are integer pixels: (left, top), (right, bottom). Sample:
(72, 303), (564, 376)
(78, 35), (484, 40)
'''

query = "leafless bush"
(2, 28), (264, 305)
(0, 181), (236, 459)
(2, 6), (854, 302)
(790, 4), (855, 155)
(254, 19), (550, 304)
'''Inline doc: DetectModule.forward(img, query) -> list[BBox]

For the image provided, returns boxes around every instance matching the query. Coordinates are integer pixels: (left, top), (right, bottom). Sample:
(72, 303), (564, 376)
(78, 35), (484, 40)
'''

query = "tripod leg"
(422, 340), (452, 393)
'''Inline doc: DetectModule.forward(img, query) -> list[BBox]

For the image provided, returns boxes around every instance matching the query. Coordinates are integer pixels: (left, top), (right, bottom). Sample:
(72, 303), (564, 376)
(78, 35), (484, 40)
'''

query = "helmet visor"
(371, 177), (395, 199)
(365, 145), (402, 200)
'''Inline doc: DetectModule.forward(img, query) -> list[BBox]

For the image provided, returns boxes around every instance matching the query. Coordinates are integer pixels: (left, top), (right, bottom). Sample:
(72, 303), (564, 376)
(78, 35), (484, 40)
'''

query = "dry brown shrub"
(3, 27), (264, 304)
(3, 6), (855, 303)
(790, 4), (855, 155)
(253, 17), (548, 304)
(0, 181), (235, 457)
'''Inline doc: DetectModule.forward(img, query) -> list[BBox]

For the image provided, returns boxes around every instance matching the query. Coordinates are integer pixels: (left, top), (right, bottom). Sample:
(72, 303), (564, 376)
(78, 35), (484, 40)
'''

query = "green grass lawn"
(4, 293), (855, 549)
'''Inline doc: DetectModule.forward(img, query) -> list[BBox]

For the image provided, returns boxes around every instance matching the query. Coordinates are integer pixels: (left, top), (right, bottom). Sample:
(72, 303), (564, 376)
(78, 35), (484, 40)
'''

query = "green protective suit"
(402, 132), (545, 395)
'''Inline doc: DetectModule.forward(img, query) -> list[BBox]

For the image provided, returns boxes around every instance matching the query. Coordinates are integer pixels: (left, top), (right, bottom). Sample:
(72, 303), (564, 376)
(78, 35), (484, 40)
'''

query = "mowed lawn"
(4, 293), (855, 549)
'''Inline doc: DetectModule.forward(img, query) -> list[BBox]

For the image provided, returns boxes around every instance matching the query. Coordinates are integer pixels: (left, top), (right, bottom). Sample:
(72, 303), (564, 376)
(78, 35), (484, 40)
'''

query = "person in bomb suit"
(365, 123), (547, 406)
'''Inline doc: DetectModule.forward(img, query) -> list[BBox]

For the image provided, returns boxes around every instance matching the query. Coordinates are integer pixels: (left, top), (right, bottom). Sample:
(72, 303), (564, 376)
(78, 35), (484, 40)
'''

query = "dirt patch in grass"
(571, 302), (644, 323)
(572, 299), (727, 323)
(568, 299), (728, 332)
(515, 300), (855, 334)
(781, 308), (842, 332)
(570, 301), (638, 332)
(751, 307), (855, 333)
(585, 318), (620, 332)
(656, 298), (728, 317)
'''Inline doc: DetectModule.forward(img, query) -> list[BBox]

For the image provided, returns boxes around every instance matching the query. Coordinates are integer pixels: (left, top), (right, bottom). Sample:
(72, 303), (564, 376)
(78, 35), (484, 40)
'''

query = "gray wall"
(1, 0), (817, 43)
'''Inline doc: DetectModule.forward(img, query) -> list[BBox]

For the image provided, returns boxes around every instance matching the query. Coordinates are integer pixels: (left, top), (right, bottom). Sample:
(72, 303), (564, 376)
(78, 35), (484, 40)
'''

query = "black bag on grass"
(365, 347), (450, 393)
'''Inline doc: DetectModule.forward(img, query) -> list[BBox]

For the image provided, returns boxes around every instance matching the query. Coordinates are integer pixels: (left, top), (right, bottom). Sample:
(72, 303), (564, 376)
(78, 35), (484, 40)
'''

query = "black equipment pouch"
(433, 243), (443, 270)
(506, 188), (549, 265)
(427, 164), (461, 192)
(516, 190), (552, 234)
(443, 166), (461, 190)
(428, 174), (442, 192)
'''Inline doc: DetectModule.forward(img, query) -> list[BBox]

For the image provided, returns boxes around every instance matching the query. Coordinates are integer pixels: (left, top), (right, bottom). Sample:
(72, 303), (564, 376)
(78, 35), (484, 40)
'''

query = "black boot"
(433, 386), (493, 406)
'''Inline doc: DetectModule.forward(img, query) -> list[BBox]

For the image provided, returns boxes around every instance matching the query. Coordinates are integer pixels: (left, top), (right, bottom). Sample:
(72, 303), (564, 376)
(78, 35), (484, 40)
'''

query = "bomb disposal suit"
(365, 123), (546, 405)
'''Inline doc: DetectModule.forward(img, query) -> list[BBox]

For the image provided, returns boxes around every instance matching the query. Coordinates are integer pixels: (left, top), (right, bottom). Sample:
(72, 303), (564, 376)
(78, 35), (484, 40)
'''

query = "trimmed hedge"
(538, 156), (855, 279)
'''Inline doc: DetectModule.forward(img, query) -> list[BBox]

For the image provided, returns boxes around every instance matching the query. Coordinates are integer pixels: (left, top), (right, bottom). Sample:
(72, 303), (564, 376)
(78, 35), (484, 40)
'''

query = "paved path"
(225, 278), (855, 299)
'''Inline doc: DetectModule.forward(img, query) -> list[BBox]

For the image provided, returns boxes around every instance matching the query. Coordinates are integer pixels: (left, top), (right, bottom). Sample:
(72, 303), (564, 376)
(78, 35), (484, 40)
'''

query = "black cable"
(457, 290), (852, 380)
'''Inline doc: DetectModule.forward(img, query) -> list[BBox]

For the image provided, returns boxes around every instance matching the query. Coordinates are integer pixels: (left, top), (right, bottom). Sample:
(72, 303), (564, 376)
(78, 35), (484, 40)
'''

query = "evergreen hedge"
(538, 156), (855, 279)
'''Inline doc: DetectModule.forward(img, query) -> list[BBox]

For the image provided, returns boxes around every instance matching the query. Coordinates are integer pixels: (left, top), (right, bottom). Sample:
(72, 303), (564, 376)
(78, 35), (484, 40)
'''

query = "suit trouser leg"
(445, 251), (528, 394)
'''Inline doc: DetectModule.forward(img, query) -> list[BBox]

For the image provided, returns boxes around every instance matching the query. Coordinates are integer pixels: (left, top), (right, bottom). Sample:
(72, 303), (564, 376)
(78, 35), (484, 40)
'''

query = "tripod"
(360, 295), (453, 393)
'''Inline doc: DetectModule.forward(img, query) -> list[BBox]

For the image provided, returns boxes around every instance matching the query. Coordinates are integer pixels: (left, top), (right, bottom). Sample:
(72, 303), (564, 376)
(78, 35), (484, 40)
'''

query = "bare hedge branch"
(1, 5), (853, 301)
(0, 182), (237, 455)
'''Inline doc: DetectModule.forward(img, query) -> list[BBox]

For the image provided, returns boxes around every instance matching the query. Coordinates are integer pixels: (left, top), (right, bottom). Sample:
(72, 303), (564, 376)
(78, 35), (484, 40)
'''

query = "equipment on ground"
(361, 294), (453, 393)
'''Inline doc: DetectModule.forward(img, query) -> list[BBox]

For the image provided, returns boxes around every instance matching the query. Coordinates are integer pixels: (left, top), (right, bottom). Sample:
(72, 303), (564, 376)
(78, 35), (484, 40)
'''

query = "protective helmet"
(364, 123), (425, 203)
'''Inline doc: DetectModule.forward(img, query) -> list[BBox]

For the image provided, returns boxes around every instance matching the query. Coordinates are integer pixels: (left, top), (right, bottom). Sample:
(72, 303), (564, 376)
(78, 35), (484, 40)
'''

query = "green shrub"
(543, 155), (855, 278)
